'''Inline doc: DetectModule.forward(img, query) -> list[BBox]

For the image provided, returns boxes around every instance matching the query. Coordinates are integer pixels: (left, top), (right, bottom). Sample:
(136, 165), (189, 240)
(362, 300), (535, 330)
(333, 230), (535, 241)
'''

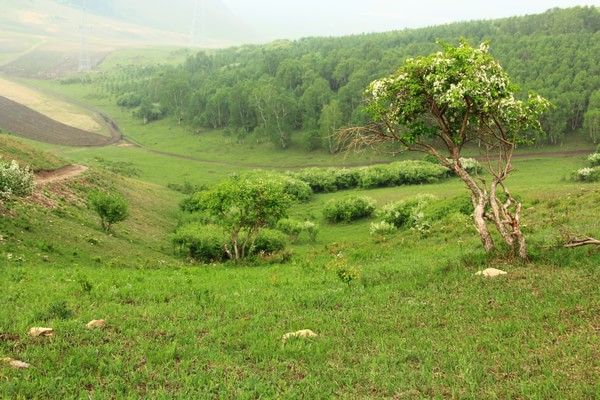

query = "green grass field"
(1, 68), (600, 397)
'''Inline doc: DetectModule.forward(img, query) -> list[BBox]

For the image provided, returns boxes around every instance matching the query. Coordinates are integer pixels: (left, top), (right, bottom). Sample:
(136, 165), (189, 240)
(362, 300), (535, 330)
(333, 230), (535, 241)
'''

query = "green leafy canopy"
(366, 41), (551, 147)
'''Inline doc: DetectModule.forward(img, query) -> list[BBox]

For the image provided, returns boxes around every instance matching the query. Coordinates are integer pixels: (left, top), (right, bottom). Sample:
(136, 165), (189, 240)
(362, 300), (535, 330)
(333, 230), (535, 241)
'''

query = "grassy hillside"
(1, 135), (600, 397)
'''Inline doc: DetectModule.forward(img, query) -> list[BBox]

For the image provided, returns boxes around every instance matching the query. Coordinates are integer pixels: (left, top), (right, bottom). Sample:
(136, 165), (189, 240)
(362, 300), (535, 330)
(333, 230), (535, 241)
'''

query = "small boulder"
(1, 357), (30, 369)
(475, 268), (508, 278)
(86, 320), (106, 329)
(282, 329), (318, 342)
(28, 327), (54, 338)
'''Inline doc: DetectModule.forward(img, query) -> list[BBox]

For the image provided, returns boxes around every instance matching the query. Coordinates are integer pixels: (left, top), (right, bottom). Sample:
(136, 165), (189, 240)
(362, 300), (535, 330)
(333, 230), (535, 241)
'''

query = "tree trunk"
(453, 164), (495, 253)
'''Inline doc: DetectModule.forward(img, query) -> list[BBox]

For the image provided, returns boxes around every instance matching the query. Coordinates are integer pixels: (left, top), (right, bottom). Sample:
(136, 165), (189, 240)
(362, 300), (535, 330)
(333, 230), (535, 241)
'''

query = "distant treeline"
(96, 6), (600, 150)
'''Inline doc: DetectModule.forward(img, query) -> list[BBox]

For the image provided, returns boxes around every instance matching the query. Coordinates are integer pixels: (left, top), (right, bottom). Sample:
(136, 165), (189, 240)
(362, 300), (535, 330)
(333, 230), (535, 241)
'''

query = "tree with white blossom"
(341, 41), (550, 259)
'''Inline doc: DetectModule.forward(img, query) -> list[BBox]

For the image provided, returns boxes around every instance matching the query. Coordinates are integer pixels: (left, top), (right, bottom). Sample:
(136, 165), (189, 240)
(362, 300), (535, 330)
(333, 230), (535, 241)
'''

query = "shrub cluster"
(172, 224), (227, 263)
(378, 194), (436, 229)
(573, 167), (600, 182)
(323, 196), (376, 223)
(369, 221), (397, 237)
(276, 218), (319, 242)
(251, 229), (288, 255)
(289, 160), (448, 193)
(0, 159), (34, 202)
(587, 153), (600, 167)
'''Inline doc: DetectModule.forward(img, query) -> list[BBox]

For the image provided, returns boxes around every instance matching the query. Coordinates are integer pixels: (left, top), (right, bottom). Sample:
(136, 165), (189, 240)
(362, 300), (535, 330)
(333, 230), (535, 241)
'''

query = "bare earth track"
(0, 95), (121, 146)
(34, 164), (88, 185)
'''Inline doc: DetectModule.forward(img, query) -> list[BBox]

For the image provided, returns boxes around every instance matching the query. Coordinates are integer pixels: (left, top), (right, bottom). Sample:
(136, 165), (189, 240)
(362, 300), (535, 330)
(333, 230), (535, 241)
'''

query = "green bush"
(573, 166), (600, 182)
(252, 229), (288, 254)
(279, 176), (313, 202)
(172, 224), (227, 262)
(588, 153), (600, 167)
(324, 196), (376, 223)
(369, 221), (397, 237)
(303, 221), (319, 243)
(0, 159), (34, 202)
(378, 194), (436, 229)
(289, 168), (338, 193)
(289, 161), (447, 193)
(358, 161), (448, 189)
(277, 218), (304, 241)
(277, 218), (320, 242)
(116, 92), (142, 108)
(88, 191), (129, 232)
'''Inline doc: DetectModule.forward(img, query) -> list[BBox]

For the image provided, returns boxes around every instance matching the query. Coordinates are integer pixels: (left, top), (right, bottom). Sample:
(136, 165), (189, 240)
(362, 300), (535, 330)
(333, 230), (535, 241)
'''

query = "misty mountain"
(55, 0), (258, 44)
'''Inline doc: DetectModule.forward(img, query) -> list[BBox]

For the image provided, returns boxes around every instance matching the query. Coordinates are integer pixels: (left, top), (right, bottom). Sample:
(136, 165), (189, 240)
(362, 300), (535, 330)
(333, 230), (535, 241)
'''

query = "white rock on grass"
(86, 320), (106, 329)
(282, 329), (318, 342)
(475, 268), (508, 278)
(28, 327), (54, 337)
(1, 357), (30, 369)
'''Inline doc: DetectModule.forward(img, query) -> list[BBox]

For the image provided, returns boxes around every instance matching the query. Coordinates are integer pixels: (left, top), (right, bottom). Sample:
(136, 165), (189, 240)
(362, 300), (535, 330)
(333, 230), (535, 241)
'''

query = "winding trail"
(35, 165), (88, 185)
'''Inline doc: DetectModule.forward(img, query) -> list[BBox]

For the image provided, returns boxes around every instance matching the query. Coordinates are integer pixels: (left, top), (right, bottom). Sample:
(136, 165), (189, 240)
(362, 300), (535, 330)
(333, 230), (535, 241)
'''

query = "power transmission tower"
(190, 0), (207, 47)
(78, 0), (92, 72)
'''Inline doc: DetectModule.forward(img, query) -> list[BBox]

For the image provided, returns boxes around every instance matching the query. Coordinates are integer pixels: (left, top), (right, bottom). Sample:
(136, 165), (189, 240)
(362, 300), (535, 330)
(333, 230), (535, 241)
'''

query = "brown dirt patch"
(0, 96), (119, 146)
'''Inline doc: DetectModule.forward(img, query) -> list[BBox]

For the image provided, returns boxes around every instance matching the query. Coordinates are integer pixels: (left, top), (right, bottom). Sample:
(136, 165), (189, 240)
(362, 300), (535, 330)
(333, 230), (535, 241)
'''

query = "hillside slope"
(112, 6), (600, 147)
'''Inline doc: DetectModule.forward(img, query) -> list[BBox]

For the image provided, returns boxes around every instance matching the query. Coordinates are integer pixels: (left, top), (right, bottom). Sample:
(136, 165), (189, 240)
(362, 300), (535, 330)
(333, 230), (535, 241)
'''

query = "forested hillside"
(98, 6), (600, 149)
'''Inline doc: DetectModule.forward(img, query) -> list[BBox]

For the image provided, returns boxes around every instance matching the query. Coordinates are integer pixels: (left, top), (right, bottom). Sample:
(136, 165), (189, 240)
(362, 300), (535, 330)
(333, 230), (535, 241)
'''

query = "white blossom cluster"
(447, 157), (483, 174)
(369, 221), (397, 236)
(587, 153), (600, 166)
(574, 166), (600, 182)
(0, 159), (35, 202)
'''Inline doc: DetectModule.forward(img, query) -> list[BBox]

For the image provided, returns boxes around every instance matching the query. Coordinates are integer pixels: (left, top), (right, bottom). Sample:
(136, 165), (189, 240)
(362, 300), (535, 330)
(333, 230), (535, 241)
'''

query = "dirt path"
(35, 165), (88, 185)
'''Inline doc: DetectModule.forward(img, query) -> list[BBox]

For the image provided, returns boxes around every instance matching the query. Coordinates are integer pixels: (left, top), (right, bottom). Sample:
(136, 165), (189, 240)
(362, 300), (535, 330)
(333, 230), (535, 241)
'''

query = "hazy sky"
(221, 0), (600, 39)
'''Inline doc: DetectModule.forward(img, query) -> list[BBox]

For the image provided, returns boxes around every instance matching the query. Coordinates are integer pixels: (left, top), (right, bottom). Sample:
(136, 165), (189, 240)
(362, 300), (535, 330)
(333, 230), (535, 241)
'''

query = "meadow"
(1, 39), (600, 399)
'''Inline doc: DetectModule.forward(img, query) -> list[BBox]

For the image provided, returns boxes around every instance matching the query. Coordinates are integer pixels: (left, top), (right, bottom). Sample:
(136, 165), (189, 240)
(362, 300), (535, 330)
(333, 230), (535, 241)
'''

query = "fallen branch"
(564, 236), (600, 248)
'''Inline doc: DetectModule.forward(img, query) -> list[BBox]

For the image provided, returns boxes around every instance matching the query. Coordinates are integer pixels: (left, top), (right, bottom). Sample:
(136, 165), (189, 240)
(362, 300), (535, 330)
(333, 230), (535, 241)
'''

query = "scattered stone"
(28, 327), (54, 338)
(282, 329), (318, 342)
(475, 268), (508, 278)
(1, 357), (30, 369)
(86, 320), (106, 329)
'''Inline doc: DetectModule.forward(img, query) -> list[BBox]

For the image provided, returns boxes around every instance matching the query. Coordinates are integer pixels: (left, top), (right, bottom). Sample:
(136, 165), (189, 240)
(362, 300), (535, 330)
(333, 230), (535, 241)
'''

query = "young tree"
(88, 191), (129, 233)
(199, 175), (291, 261)
(584, 90), (600, 143)
(319, 99), (344, 153)
(343, 42), (550, 259)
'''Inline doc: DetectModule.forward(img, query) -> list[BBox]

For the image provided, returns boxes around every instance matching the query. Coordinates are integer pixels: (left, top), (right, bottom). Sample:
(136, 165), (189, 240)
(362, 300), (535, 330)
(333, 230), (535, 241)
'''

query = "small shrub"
(303, 221), (319, 242)
(116, 92), (142, 108)
(378, 194), (436, 229)
(277, 219), (320, 242)
(252, 229), (288, 255)
(324, 196), (376, 223)
(88, 191), (129, 232)
(587, 153), (600, 167)
(172, 224), (227, 263)
(280, 176), (313, 202)
(370, 221), (397, 237)
(0, 159), (34, 202)
(277, 218), (304, 241)
(573, 166), (600, 182)
(289, 168), (338, 193)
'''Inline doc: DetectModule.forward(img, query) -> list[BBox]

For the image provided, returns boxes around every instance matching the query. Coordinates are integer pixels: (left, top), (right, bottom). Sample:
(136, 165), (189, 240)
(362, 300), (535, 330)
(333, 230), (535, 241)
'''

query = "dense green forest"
(96, 6), (600, 150)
